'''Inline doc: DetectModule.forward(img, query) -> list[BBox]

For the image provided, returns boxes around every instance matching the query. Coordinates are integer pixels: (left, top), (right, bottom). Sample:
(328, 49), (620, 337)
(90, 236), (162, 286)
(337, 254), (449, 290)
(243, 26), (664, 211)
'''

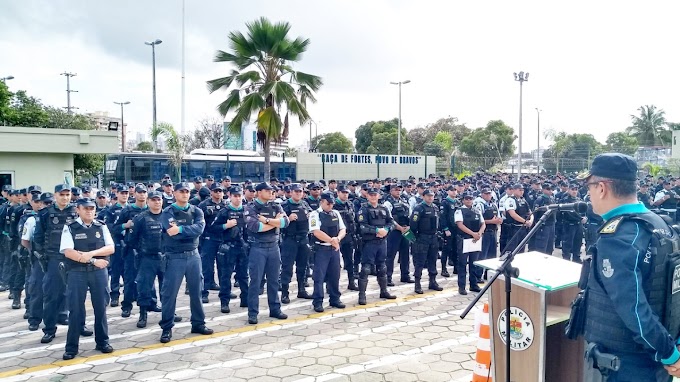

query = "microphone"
(535, 201), (588, 214)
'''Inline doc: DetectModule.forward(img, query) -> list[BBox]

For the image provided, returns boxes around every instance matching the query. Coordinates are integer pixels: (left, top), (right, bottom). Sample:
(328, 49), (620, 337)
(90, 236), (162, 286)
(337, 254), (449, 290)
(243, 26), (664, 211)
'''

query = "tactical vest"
(138, 211), (163, 256)
(585, 212), (680, 351)
(249, 201), (278, 243)
(0, 204), (8, 234)
(534, 195), (556, 223)
(105, 204), (125, 238)
(18, 209), (35, 242)
(660, 190), (678, 210)
(221, 207), (246, 244)
(65, 220), (106, 270)
(163, 205), (200, 252)
(123, 205), (147, 244)
(318, 210), (340, 239)
(362, 205), (388, 241)
(283, 200), (310, 237)
(201, 199), (226, 240)
(459, 207), (481, 239)
(481, 201), (499, 231)
(42, 205), (78, 256)
(334, 200), (355, 234)
(389, 196), (410, 226)
(306, 196), (320, 211)
(8, 204), (27, 238)
(561, 196), (583, 223)
(413, 203), (438, 235)
(515, 197), (531, 220)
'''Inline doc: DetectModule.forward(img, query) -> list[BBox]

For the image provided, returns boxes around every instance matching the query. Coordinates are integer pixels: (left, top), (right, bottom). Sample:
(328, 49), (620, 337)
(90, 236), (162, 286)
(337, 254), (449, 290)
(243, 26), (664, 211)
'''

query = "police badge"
(95, 231), (101, 239)
(602, 259), (614, 278)
(53, 217), (59, 224)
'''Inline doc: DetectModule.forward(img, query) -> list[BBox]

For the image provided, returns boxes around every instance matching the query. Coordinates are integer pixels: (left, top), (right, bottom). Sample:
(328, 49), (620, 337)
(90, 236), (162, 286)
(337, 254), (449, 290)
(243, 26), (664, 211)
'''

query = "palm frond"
(229, 92), (266, 133)
(286, 97), (311, 126)
(216, 89), (241, 117)
(256, 106), (283, 141)
(235, 71), (262, 87)
(206, 70), (239, 93)
(293, 71), (323, 92)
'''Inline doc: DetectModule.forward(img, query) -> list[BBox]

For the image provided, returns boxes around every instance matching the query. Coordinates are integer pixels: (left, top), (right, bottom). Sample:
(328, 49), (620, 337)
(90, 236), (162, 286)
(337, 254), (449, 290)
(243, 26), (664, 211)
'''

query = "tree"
(4, 89), (49, 127)
(311, 132), (353, 153)
(542, 132), (603, 173)
(43, 107), (96, 130)
(458, 120), (516, 166)
(284, 147), (298, 157)
(135, 141), (154, 152)
(627, 105), (670, 147)
(423, 141), (445, 157)
(354, 119), (413, 154)
(152, 122), (184, 178)
(408, 117), (470, 154)
(605, 132), (638, 156)
(73, 154), (104, 181)
(433, 131), (453, 153)
(207, 17), (322, 181)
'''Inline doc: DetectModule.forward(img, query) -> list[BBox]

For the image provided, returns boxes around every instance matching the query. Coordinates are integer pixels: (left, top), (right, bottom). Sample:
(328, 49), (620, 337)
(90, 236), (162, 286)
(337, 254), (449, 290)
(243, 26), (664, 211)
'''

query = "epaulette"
(599, 216), (624, 234)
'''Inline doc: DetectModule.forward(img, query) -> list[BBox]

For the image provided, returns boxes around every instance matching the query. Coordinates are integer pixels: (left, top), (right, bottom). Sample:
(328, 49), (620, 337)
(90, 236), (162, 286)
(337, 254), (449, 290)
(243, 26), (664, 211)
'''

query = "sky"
(2, 0), (680, 154)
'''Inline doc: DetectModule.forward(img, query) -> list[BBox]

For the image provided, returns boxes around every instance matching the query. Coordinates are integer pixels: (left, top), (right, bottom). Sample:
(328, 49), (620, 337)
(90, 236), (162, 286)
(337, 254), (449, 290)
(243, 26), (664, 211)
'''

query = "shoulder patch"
(358, 214), (364, 222)
(599, 216), (623, 234)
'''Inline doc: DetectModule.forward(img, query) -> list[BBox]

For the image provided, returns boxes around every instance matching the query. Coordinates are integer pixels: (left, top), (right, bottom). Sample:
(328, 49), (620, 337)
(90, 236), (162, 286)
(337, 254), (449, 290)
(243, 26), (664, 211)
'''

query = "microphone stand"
(461, 209), (554, 382)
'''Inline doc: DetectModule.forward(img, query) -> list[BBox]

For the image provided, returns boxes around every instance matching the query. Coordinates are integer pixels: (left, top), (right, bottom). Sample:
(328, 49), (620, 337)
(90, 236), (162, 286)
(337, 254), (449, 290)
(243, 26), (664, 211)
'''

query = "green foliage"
(433, 131), (453, 153)
(642, 162), (664, 177)
(43, 107), (96, 130)
(354, 118), (413, 155)
(605, 132), (638, 156)
(407, 117), (470, 154)
(542, 133), (603, 174)
(284, 147), (298, 157)
(626, 105), (670, 146)
(207, 17), (322, 181)
(0, 86), (49, 127)
(312, 132), (353, 153)
(423, 141), (446, 157)
(73, 154), (104, 181)
(458, 120), (516, 165)
(135, 141), (154, 152)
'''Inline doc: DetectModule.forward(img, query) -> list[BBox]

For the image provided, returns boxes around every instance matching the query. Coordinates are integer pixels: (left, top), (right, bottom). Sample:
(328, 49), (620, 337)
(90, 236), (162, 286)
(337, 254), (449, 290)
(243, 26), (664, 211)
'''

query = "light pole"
(390, 80), (411, 155)
(0, 75), (14, 82)
(535, 108), (541, 174)
(61, 72), (78, 114)
(513, 71), (529, 177)
(114, 101), (131, 152)
(145, 39), (162, 148)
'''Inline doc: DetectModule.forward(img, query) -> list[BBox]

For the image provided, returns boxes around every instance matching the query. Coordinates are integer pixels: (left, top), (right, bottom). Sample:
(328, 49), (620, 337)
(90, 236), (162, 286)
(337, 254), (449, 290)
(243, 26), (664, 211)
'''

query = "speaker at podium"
(475, 251), (584, 382)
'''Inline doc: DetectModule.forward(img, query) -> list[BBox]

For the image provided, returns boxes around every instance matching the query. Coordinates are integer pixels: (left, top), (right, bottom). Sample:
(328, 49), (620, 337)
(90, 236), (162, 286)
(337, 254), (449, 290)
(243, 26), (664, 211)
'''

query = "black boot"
(281, 289), (290, 304)
(378, 276), (396, 299)
(358, 278), (368, 305)
(347, 271), (358, 291)
(429, 276), (443, 291)
(440, 264), (451, 278)
(137, 307), (147, 328)
(11, 291), (21, 310)
(386, 276), (395, 287)
(414, 278), (423, 294)
(297, 284), (312, 300)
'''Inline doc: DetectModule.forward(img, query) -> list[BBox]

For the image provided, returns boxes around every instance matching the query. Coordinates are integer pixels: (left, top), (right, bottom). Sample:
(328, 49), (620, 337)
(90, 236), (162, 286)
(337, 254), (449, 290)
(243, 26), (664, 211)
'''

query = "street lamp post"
(390, 80), (411, 155)
(114, 101), (131, 152)
(145, 39), (162, 149)
(513, 72), (529, 177)
(0, 75), (14, 82)
(535, 108), (541, 174)
(60, 72), (78, 114)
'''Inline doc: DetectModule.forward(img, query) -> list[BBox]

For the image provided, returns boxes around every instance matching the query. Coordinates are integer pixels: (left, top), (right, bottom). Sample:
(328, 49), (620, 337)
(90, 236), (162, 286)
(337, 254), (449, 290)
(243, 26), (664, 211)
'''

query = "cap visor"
(576, 170), (591, 180)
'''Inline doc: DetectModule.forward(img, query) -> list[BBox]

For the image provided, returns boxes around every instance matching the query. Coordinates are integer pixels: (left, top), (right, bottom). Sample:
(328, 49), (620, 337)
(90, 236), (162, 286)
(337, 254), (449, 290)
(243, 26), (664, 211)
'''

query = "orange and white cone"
(472, 302), (492, 382)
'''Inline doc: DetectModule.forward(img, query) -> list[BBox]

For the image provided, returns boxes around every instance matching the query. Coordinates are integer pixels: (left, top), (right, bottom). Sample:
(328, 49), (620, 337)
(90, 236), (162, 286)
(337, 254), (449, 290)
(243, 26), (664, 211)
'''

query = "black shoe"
(448, 259), (455, 266)
(401, 277), (416, 284)
(429, 279), (444, 292)
(121, 308), (131, 318)
(57, 318), (69, 326)
(62, 352), (76, 360)
(149, 305), (162, 312)
(95, 343), (113, 353)
(248, 316), (258, 325)
(458, 288), (468, 295)
(441, 270), (451, 278)
(470, 285), (482, 293)
(414, 280), (423, 294)
(201, 296), (209, 304)
(452, 268), (458, 275)
(209, 284), (220, 291)
(347, 280), (359, 291)
(184, 288), (189, 295)
(0, 284), (7, 292)
(11, 299), (20, 310)
(137, 315), (147, 328)
(330, 301), (346, 309)
(387, 278), (395, 287)
(110, 297), (119, 307)
(259, 287), (264, 295)
(190, 325), (214, 335)
(281, 292), (290, 304)
(160, 329), (172, 343)
(81, 326), (93, 337)
(221, 302), (230, 314)
(234, 281), (240, 288)
(173, 315), (182, 323)
(28, 323), (39, 331)
(297, 288), (313, 300)
(269, 311), (288, 320)
(313, 304), (324, 313)
(240, 300), (248, 308)
(41, 333), (55, 344)
(23, 311), (29, 319)
(230, 292), (237, 299)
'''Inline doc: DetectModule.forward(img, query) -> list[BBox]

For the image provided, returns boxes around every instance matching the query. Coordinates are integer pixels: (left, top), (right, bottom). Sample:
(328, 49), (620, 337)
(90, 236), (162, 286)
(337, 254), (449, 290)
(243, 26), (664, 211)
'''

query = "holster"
(33, 250), (47, 273)
(159, 254), (167, 273)
(583, 343), (620, 382)
(133, 249), (140, 269)
(566, 250), (592, 340)
(58, 262), (67, 284)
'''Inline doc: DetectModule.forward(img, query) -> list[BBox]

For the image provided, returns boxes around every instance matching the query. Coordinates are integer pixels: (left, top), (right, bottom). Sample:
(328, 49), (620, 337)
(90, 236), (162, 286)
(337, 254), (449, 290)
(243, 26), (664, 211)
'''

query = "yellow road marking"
(0, 288), (457, 378)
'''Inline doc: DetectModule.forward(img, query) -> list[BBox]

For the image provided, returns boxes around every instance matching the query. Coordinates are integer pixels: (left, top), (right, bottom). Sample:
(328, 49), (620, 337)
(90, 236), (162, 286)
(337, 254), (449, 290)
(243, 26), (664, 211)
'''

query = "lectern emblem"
(498, 307), (534, 351)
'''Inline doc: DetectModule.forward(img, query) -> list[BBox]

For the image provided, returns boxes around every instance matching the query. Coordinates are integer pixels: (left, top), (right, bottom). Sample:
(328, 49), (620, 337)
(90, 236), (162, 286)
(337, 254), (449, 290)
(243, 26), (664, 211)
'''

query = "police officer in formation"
(410, 189), (443, 294)
(308, 192), (347, 312)
(383, 184), (413, 286)
(59, 197), (115, 360)
(23, 192), (50, 328)
(579, 153), (680, 381)
(280, 183), (313, 304)
(559, 184), (585, 263)
(654, 180), (678, 221)
(440, 185), (460, 276)
(454, 192), (485, 295)
(528, 183), (556, 255)
(473, 187), (501, 281)
(198, 184), (227, 302)
(334, 184), (358, 290)
(502, 184), (533, 253)
(100, 185), (129, 308)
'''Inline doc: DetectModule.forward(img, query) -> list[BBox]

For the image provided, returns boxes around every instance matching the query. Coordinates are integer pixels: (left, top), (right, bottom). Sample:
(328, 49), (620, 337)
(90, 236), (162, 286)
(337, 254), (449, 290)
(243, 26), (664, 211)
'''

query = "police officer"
(580, 153), (680, 381)
(410, 189), (442, 294)
(560, 184), (584, 263)
(100, 185), (129, 307)
(440, 185), (460, 277)
(473, 187), (501, 281)
(212, 186), (249, 313)
(199, 185), (227, 302)
(280, 183), (313, 303)
(0, 187), (12, 292)
(583, 194), (603, 254)
(95, 191), (108, 215)
(244, 182), (289, 325)
(334, 184), (358, 290)
(161, 180), (175, 209)
(59, 197), (115, 360)
(128, 191), (166, 328)
(158, 182), (213, 343)
(24, 192), (50, 330)
(309, 192), (347, 312)
(356, 188), (396, 305)
(115, 184), (149, 317)
(529, 183), (556, 255)
(639, 183), (653, 210)
(502, 184), (533, 253)
(654, 180), (678, 221)
(383, 184), (413, 286)
(455, 193), (485, 295)
(554, 181), (569, 249)
(33, 184), (78, 344)
(6, 187), (27, 308)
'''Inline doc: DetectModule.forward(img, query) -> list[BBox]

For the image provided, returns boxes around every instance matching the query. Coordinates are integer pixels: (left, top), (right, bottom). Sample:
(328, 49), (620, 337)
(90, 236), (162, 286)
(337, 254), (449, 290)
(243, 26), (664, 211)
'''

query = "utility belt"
(165, 250), (198, 259)
(139, 252), (163, 259)
(249, 241), (279, 249)
(47, 253), (66, 260)
(583, 343), (621, 382)
(201, 236), (221, 242)
(282, 233), (309, 242)
(69, 264), (104, 272)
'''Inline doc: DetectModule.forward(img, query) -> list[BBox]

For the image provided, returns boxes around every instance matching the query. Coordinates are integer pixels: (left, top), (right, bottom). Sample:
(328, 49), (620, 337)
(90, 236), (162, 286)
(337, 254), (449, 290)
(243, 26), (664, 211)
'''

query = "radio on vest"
(535, 201), (587, 213)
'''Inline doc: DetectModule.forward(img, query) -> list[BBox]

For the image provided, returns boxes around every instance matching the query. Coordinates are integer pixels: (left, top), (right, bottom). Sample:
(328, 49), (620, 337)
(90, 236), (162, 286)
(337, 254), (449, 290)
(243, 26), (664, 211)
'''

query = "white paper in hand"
(463, 238), (482, 253)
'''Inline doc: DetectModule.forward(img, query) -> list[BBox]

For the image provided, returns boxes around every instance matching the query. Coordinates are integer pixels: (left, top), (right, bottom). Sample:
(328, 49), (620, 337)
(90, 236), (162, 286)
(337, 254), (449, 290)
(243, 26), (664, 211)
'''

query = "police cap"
(481, 187), (492, 193)
(337, 184), (349, 193)
(135, 185), (148, 193)
(162, 179), (173, 187)
(320, 192), (335, 203)
(19, 188), (27, 195)
(162, 174), (171, 179)
(28, 185), (42, 194)
(390, 184), (402, 190)
(126, 182), (135, 188)
(70, 187), (80, 195)
(198, 187), (211, 198)
(76, 198), (96, 207)
(1, 185), (11, 192)
(81, 185), (91, 193)
(245, 185), (255, 192)
(9, 189), (18, 196)
(255, 182), (273, 191)
(462, 192), (475, 199)
(210, 184), (224, 192)
(96, 190), (108, 198)
(569, 183), (580, 189)
(230, 186), (243, 195)
(542, 183), (553, 190)
(206, 175), (214, 181)
(174, 182), (190, 191)
(422, 189), (434, 196)
(367, 188), (379, 195)
(416, 183), (426, 189)
(290, 183), (303, 192)
(54, 184), (70, 194)
(31, 193), (42, 202)
(193, 176), (203, 183)
(577, 153), (637, 181)
(40, 192), (54, 203)
(309, 182), (321, 190)
(222, 176), (231, 181)
(148, 191), (162, 200)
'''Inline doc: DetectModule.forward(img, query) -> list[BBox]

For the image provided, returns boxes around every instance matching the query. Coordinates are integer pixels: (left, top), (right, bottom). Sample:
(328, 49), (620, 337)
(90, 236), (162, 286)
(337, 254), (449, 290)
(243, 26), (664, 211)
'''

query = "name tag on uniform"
(75, 233), (87, 240)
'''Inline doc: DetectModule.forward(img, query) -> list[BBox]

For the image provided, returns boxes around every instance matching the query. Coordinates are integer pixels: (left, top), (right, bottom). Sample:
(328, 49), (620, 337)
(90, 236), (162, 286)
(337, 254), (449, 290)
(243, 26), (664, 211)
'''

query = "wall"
(296, 153), (437, 181)
(0, 152), (73, 190)
(0, 126), (119, 154)
(673, 130), (680, 159)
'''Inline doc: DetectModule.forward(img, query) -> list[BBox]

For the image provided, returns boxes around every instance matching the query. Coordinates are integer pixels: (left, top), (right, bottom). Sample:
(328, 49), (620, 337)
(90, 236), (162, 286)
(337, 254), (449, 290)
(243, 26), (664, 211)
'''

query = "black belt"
(69, 265), (102, 272)
(165, 250), (198, 259)
(140, 253), (163, 258)
(250, 241), (278, 249)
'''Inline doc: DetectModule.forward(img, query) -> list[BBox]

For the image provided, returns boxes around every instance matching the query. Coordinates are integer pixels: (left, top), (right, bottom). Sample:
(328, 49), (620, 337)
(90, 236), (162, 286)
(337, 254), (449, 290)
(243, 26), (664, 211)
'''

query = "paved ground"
(0, 267), (484, 382)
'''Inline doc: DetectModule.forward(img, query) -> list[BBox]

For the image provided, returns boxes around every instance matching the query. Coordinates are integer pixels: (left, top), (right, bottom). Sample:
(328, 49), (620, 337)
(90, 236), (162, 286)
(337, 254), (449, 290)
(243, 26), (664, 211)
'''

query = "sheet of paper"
(463, 238), (482, 253)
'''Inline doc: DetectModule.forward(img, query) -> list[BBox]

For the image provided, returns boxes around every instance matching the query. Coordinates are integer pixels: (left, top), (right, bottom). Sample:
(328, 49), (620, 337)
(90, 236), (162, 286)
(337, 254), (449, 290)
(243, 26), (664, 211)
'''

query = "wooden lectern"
(476, 251), (584, 382)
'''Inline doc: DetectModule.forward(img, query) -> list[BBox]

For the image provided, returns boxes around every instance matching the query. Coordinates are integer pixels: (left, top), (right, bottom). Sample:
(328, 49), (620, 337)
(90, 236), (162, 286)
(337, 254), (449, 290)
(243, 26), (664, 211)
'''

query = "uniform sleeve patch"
(412, 214), (418, 221)
(599, 216), (623, 234)
(358, 214), (364, 222)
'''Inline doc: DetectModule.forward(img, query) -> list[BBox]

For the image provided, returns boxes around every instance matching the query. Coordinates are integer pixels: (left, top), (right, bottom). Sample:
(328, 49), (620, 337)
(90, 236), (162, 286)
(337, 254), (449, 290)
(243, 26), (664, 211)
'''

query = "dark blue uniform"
(309, 208), (344, 310)
(0, 200), (10, 290)
(356, 199), (396, 305)
(115, 203), (148, 313)
(560, 194), (584, 263)
(584, 197), (603, 253)
(529, 192), (556, 255)
(212, 203), (249, 310)
(334, 197), (357, 289)
(385, 195), (411, 284)
(100, 202), (126, 304)
(439, 196), (459, 276)
(198, 198), (227, 299)
(410, 201), (441, 293)
(280, 198), (313, 301)
(474, 198), (499, 280)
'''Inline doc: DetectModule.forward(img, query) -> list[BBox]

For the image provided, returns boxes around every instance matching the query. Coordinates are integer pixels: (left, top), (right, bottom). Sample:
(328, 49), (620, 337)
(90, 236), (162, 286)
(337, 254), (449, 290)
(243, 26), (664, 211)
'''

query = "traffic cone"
(472, 302), (492, 382)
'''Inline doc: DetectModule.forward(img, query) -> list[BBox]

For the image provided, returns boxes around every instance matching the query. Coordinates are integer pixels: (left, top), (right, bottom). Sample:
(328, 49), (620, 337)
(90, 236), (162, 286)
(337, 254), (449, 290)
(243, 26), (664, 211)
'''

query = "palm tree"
(150, 122), (184, 180)
(207, 17), (322, 181)
(627, 105), (670, 147)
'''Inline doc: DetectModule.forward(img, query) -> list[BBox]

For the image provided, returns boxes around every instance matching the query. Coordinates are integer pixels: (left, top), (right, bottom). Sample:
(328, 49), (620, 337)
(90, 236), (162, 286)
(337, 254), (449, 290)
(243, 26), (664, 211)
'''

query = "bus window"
(185, 161), (206, 180)
(243, 162), (262, 181)
(127, 157), (152, 183)
(229, 162), (243, 181)
(152, 159), (171, 182)
(208, 161), (226, 181)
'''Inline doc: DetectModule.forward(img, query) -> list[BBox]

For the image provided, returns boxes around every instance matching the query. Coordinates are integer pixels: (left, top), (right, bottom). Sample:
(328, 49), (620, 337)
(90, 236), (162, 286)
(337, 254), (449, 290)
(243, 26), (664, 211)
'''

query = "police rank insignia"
(95, 231), (101, 239)
(602, 259), (614, 278)
(599, 217), (622, 234)
(412, 214), (418, 221)
(358, 215), (364, 221)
